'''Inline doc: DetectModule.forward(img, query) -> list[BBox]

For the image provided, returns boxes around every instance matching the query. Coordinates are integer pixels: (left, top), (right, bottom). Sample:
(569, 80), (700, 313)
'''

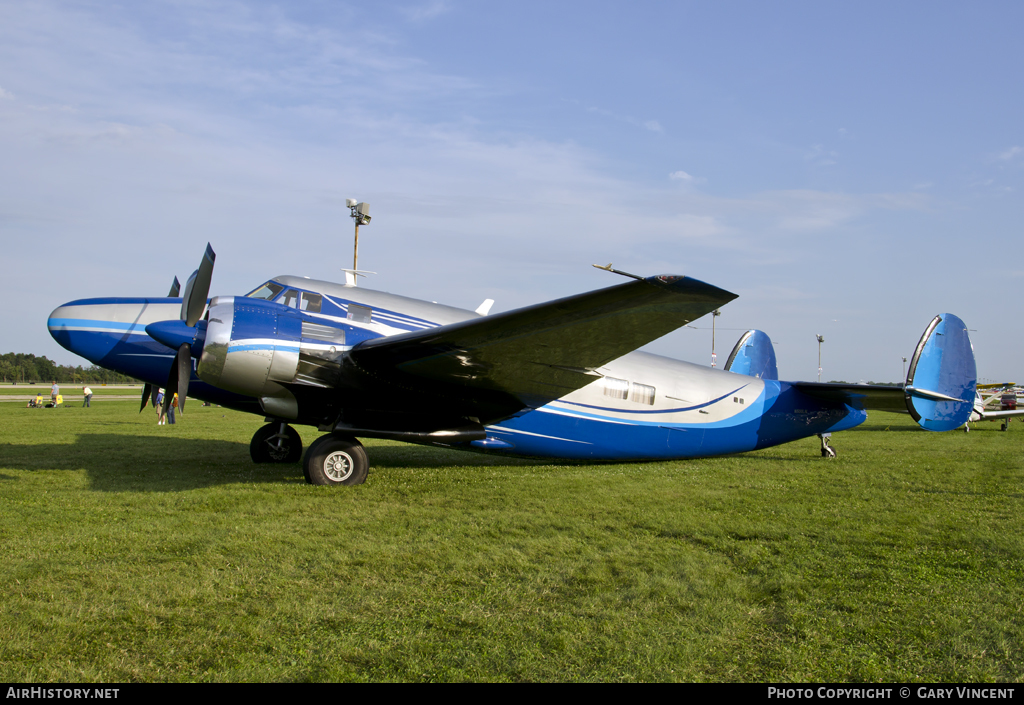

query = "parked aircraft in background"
(47, 245), (977, 486)
(965, 387), (1024, 432)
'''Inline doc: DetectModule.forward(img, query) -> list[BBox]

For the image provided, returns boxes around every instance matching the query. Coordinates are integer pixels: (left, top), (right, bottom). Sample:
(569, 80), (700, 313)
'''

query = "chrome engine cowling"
(197, 296), (303, 419)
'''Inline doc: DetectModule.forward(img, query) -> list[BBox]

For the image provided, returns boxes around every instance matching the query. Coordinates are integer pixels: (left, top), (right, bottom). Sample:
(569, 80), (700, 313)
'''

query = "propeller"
(139, 276), (183, 414)
(145, 244), (217, 417)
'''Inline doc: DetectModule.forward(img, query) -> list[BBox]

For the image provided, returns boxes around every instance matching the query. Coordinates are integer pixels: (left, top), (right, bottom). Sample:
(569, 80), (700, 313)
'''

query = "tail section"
(724, 329), (779, 380)
(904, 313), (976, 432)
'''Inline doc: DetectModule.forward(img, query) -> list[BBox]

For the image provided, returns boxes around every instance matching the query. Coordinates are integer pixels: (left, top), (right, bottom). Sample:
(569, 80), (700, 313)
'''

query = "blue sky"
(2, 1), (1021, 383)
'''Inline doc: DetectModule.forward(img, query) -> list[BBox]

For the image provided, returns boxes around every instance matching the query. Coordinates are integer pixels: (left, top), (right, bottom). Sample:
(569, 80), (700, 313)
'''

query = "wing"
(978, 408), (1024, 420)
(346, 274), (737, 421)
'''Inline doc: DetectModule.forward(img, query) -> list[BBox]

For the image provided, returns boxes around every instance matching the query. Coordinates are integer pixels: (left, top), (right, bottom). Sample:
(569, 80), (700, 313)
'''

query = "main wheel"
(250, 423), (303, 463)
(303, 434), (368, 486)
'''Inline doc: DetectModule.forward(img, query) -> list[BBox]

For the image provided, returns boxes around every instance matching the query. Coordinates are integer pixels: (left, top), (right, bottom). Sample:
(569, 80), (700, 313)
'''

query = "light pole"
(711, 309), (721, 367)
(816, 334), (825, 382)
(346, 199), (371, 272)
(902, 356), (907, 385)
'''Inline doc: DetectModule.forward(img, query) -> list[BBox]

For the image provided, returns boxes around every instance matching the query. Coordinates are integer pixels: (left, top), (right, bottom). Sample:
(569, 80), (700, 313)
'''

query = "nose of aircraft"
(48, 301), (83, 356)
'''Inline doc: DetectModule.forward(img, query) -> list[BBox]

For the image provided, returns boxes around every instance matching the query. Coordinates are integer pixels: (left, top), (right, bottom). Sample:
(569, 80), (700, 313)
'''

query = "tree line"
(1, 353), (140, 384)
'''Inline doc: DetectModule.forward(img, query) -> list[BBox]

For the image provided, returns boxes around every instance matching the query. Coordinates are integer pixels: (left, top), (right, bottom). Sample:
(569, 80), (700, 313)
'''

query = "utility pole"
(816, 335), (825, 382)
(711, 309), (721, 367)
(346, 199), (371, 272)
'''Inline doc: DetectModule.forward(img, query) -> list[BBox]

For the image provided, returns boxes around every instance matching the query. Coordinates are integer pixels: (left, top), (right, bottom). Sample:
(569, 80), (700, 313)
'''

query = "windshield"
(246, 281), (285, 300)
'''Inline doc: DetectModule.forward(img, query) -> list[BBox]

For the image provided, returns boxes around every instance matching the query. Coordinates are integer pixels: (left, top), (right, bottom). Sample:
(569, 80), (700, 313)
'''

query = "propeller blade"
(162, 362), (177, 418)
(140, 383), (153, 413)
(180, 244), (216, 327)
(176, 343), (191, 414)
(167, 276), (181, 298)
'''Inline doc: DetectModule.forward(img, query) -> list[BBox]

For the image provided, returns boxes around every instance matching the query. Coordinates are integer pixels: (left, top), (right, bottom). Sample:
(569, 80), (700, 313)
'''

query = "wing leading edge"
(347, 274), (737, 416)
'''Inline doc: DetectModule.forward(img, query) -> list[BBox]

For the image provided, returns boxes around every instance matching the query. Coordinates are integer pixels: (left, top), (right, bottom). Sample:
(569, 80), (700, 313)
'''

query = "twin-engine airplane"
(48, 245), (977, 486)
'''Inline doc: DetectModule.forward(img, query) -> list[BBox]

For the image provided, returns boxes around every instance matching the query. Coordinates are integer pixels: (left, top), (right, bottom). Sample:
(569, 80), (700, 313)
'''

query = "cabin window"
(603, 377), (629, 400)
(347, 304), (372, 324)
(247, 281), (284, 300)
(300, 292), (322, 313)
(631, 383), (656, 405)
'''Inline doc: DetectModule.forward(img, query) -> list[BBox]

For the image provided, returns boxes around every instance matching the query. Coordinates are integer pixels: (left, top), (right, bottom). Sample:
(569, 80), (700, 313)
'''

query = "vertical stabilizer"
(724, 329), (779, 380)
(905, 313), (976, 431)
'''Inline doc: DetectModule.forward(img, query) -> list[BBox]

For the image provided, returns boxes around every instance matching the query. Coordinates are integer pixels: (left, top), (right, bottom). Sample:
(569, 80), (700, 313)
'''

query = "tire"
(250, 423), (303, 463)
(303, 434), (368, 486)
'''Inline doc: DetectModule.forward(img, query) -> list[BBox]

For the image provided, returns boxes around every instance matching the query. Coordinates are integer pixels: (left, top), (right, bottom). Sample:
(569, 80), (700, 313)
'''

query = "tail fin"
(905, 313), (976, 431)
(724, 329), (779, 380)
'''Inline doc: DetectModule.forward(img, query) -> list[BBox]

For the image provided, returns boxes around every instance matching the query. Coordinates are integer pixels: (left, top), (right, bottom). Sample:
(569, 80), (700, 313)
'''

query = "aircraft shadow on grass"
(3, 428), (900, 493)
(3, 433), (549, 492)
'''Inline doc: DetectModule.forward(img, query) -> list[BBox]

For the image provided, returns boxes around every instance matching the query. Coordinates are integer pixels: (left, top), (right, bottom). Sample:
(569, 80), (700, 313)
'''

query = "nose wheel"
(818, 433), (836, 459)
(303, 434), (369, 486)
(250, 422), (302, 463)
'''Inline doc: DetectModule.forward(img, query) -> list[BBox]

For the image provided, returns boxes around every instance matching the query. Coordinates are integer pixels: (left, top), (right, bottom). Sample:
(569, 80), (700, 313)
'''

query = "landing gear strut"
(250, 422), (303, 463)
(818, 433), (836, 459)
(303, 434), (368, 486)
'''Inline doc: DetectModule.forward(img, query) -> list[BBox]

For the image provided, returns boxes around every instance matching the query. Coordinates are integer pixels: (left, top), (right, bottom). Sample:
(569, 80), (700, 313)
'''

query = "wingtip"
(646, 274), (738, 303)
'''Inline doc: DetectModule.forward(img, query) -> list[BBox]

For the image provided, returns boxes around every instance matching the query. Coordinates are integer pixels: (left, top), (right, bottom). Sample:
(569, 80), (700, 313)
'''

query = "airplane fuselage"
(48, 275), (865, 462)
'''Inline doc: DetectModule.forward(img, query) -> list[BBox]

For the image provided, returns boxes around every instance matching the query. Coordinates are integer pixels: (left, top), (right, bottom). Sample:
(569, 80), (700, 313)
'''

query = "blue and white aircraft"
(47, 245), (977, 486)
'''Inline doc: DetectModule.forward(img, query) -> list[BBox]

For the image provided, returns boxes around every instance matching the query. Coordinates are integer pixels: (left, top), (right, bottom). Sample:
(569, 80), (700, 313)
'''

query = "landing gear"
(303, 434), (368, 486)
(1001, 420), (1009, 432)
(818, 433), (836, 459)
(250, 422), (303, 463)
(963, 423), (970, 433)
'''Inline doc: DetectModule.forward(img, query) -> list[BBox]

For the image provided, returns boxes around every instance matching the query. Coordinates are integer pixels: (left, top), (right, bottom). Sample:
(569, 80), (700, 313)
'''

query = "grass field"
(0, 401), (1021, 682)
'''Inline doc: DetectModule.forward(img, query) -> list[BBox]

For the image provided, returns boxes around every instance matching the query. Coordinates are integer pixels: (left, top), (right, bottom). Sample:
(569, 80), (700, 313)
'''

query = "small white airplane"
(47, 245), (978, 486)
(964, 389), (1024, 432)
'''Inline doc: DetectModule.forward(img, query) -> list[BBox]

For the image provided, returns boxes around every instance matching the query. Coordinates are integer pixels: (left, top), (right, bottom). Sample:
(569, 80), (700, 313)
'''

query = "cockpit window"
(247, 281), (284, 300)
(281, 289), (300, 308)
(300, 292), (322, 313)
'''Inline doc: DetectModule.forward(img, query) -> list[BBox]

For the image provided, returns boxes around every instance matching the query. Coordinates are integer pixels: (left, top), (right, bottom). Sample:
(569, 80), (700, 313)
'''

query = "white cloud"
(0, 85), (13, 100)
(586, 106), (665, 134)
(401, 1), (453, 22)
(998, 145), (1022, 161)
(805, 143), (838, 166)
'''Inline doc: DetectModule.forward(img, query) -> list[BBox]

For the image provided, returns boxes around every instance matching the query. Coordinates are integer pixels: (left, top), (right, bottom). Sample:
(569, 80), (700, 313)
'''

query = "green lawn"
(0, 402), (1021, 682)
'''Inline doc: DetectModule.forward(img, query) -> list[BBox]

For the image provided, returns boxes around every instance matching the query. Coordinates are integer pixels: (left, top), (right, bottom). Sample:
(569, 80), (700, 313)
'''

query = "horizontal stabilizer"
(724, 329), (778, 380)
(792, 313), (976, 431)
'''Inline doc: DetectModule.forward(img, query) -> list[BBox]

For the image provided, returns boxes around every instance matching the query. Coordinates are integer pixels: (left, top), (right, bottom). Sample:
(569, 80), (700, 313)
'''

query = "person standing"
(167, 393), (178, 425)
(155, 388), (165, 425)
(51, 381), (59, 405)
(82, 386), (93, 407)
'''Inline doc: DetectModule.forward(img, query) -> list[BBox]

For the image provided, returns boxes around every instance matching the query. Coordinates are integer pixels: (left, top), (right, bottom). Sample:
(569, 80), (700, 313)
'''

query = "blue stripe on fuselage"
(467, 380), (865, 460)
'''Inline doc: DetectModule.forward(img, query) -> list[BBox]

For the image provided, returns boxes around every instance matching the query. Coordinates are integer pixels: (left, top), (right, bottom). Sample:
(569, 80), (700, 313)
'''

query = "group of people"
(25, 381), (92, 408)
(23, 382), (180, 422)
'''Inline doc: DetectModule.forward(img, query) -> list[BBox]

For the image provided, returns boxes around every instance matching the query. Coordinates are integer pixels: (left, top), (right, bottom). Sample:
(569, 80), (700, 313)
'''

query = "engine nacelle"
(197, 296), (303, 419)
